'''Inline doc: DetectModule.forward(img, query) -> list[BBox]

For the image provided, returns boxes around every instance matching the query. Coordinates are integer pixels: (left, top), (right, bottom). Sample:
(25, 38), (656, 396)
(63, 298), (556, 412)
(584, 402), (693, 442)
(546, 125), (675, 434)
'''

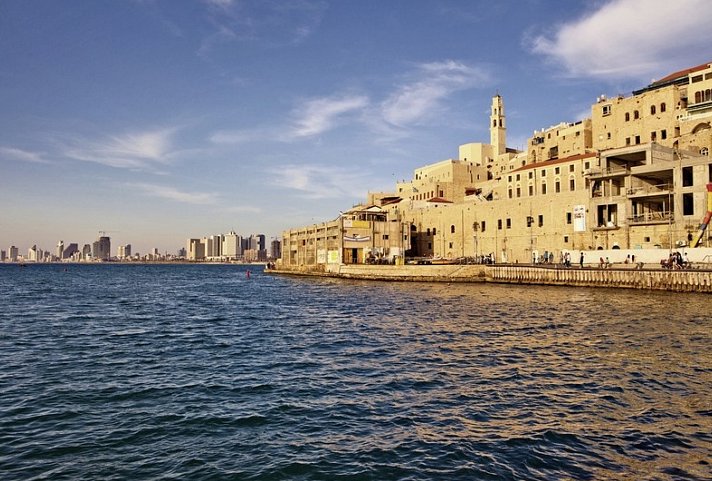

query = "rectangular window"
(508, 188), (513, 199)
(555, 167), (560, 175)
(692, 74), (703, 83)
(542, 183), (547, 195)
(661, 129), (667, 140)
(602, 104), (611, 115)
(516, 174), (520, 181)
(383, 234), (389, 240)
(529, 185), (534, 196)
(683, 166), (693, 187)
(635, 135), (640, 144)
(555, 181), (561, 193)
(528, 172), (533, 179)
(569, 165), (575, 172)
(683, 193), (694, 216)
(566, 212), (572, 224)
(651, 131), (657, 142)
(541, 170), (546, 177)
(584, 162), (590, 170)
(564, 235), (569, 243)
(570, 179), (575, 190)
(449, 242), (453, 249)
(508, 175), (512, 182)
(506, 218), (511, 229)
(498, 219), (502, 230)
(526, 216), (533, 227)
(709, 164), (712, 182)
(516, 187), (521, 197)
(626, 137), (631, 145)
(481, 221), (486, 232)
(538, 215), (544, 227)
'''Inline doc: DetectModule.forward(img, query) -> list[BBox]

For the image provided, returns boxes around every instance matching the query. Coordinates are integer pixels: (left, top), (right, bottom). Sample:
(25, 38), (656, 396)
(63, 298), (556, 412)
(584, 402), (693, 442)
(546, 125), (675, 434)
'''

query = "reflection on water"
(0, 264), (710, 480)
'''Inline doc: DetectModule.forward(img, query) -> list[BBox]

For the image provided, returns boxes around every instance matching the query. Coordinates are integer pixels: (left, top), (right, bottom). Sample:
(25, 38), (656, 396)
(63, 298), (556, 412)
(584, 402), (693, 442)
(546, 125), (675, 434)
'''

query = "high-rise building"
(92, 236), (111, 261)
(0, 250), (6, 262)
(117, 244), (132, 259)
(222, 231), (241, 259)
(62, 243), (79, 260)
(8, 246), (18, 262)
(187, 238), (205, 261)
(56, 240), (64, 260)
(270, 238), (282, 260)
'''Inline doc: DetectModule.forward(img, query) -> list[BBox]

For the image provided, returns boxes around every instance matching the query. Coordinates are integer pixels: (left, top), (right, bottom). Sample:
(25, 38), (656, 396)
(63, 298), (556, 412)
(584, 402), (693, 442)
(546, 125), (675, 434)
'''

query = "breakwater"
(269, 263), (712, 293)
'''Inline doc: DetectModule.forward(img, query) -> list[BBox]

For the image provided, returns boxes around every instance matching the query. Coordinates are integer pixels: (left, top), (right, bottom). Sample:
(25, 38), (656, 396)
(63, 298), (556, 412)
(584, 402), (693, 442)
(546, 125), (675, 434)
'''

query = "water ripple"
(0, 264), (710, 480)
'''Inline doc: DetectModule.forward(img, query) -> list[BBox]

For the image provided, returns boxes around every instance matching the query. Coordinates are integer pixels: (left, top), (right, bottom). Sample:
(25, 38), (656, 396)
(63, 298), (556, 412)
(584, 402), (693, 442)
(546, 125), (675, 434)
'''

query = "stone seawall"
(269, 264), (712, 293)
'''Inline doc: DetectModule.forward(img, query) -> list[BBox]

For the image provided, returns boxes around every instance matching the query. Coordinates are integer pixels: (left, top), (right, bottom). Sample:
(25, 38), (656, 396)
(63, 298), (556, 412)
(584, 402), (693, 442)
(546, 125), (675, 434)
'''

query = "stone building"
(281, 62), (712, 267)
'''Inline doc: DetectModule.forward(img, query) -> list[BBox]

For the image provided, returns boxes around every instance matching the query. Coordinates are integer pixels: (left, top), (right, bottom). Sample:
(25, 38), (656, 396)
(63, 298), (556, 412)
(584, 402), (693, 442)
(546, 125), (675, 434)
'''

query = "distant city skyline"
(2, 0), (712, 253)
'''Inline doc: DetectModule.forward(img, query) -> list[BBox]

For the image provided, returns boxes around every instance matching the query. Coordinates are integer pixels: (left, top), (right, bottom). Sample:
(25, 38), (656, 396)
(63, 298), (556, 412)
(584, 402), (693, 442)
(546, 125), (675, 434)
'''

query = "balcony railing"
(628, 211), (674, 224)
(626, 183), (672, 197)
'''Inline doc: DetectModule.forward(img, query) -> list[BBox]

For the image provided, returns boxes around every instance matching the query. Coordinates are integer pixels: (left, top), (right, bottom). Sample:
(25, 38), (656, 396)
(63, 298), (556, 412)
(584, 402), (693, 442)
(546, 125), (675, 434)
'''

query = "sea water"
(0, 263), (710, 480)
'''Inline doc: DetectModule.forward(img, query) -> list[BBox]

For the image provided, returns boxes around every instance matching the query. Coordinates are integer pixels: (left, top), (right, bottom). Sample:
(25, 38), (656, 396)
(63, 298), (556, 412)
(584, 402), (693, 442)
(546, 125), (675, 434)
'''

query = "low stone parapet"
(268, 264), (712, 292)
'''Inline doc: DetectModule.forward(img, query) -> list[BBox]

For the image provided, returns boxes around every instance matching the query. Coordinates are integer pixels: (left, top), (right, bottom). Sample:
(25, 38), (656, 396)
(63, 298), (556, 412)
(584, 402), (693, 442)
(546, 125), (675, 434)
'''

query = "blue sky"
(2, 0), (711, 255)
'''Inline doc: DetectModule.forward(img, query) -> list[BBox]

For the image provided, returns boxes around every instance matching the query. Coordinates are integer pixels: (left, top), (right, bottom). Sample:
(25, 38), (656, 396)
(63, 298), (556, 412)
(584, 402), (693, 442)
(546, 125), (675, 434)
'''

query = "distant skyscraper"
(270, 238), (282, 260)
(8, 246), (18, 262)
(63, 243), (79, 260)
(56, 240), (64, 259)
(187, 238), (205, 261)
(92, 236), (111, 261)
(117, 244), (132, 259)
(82, 244), (92, 259)
(222, 231), (241, 259)
(0, 250), (6, 262)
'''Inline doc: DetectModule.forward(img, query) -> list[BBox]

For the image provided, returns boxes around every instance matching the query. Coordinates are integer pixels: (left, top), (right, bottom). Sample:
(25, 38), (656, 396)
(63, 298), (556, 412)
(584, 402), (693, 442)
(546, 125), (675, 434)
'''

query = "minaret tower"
(490, 94), (506, 156)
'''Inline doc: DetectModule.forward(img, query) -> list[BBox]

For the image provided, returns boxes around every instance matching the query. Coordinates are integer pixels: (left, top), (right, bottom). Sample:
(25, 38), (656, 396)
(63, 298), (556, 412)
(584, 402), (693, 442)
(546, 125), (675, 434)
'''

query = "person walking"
(579, 252), (584, 268)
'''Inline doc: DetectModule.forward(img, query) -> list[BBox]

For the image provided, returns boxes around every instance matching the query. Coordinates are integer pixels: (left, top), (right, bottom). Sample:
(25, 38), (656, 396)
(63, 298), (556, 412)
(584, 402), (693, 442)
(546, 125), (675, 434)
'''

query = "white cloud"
(127, 182), (218, 205)
(290, 94), (369, 138)
(64, 128), (178, 171)
(531, 0), (712, 79)
(381, 60), (491, 126)
(269, 163), (371, 200)
(209, 127), (277, 144)
(0, 146), (50, 164)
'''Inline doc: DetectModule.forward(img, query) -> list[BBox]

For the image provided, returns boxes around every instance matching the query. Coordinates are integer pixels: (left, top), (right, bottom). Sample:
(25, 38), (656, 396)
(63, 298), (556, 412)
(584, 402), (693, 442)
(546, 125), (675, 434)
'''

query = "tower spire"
(490, 94), (506, 156)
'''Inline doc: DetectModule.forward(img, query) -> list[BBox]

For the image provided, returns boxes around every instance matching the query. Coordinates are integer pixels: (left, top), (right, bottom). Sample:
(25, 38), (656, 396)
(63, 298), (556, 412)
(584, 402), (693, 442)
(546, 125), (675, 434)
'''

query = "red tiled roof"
(653, 61), (711, 85)
(512, 152), (597, 172)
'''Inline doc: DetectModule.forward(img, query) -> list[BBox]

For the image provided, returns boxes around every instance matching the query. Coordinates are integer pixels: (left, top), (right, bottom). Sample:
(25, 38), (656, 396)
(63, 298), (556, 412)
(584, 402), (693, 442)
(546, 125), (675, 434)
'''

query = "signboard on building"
(573, 205), (586, 232)
(343, 220), (370, 229)
(327, 250), (339, 264)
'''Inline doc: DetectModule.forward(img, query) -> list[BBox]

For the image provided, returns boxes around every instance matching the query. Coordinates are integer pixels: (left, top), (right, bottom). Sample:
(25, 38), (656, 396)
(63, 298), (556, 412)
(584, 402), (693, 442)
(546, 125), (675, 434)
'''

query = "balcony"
(626, 183), (672, 198)
(628, 211), (673, 225)
(588, 167), (629, 179)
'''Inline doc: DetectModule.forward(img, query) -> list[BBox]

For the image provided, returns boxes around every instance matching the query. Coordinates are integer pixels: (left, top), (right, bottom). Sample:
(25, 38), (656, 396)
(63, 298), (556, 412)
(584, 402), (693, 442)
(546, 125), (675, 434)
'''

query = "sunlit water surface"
(0, 264), (710, 480)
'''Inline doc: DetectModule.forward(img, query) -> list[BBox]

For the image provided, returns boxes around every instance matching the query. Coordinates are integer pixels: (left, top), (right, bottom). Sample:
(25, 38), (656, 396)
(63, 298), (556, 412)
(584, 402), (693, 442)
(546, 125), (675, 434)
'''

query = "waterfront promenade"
(268, 263), (712, 293)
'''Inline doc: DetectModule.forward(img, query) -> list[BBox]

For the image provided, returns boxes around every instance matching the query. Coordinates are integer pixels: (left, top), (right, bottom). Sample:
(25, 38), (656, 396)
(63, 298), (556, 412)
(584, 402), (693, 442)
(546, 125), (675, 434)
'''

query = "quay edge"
(266, 264), (712, 293)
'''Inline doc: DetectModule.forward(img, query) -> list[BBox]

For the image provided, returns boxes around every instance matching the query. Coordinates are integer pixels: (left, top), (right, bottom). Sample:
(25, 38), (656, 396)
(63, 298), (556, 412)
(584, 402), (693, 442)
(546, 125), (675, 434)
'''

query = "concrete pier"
(268, 264), (712, 293)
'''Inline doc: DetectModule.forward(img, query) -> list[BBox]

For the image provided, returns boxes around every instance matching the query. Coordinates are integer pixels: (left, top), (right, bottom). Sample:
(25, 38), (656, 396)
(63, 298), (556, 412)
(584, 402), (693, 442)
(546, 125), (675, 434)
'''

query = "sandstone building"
(281, 62), (712, 267)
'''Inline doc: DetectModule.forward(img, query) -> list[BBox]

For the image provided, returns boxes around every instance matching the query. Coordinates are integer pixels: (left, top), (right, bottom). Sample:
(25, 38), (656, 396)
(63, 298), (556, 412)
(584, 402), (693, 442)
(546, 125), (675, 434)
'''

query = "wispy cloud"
(269, 163), (372, 200)
(64, 128), (179, 171)
(0, 146), (50, 164)
(198, 0), (327, 56)
(381, 60), (491, 126)
(210, 126), (278, 145)
(530, 0), (712, 79)
(290, 94), (369, 138)
(127, 182), (218, 205)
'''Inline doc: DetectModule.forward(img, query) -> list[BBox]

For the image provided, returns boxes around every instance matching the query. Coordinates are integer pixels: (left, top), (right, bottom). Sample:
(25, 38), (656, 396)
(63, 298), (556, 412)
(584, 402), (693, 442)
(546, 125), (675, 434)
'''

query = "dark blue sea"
(1, 264), (710, 480)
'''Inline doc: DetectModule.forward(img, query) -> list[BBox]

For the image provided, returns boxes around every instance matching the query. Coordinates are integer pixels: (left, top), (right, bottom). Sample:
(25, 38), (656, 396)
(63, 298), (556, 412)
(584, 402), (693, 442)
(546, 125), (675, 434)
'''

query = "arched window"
(493, 120), (497, 127)
(706, 89), (712, 102)
(651, 105), (656, 115)
(633, 110), (639, 119)
(660, 102), (666, 112)
(450, 225), (455, 234)
(625, 112), (630, 121)
(696, 91), (702, 103)
(427, 228), (431, 236)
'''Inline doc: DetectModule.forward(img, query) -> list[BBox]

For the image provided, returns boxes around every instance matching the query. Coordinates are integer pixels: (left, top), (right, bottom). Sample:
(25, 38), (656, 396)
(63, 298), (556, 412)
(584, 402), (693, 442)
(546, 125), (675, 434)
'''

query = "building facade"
(281, 62), (712, 267)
